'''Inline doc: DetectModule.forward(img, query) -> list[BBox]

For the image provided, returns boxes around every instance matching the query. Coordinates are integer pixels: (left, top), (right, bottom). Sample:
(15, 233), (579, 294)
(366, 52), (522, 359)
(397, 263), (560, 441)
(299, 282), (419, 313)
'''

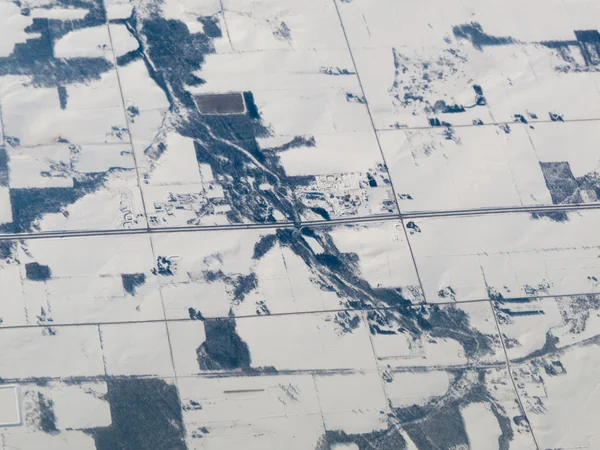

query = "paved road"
(0, 202), (598, 242)
(3, 288), (598, 332)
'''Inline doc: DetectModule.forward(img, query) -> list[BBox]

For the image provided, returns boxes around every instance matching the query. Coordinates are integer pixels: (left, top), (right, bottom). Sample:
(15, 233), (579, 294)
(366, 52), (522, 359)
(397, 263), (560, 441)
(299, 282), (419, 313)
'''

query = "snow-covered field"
(1, 0), (600, 448)
(409, 210), (600, 302)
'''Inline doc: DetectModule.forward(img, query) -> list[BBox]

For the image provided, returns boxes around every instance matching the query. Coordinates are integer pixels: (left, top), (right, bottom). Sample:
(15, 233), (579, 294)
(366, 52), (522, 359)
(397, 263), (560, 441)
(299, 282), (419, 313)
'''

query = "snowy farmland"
(1, 0), (600, 448)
